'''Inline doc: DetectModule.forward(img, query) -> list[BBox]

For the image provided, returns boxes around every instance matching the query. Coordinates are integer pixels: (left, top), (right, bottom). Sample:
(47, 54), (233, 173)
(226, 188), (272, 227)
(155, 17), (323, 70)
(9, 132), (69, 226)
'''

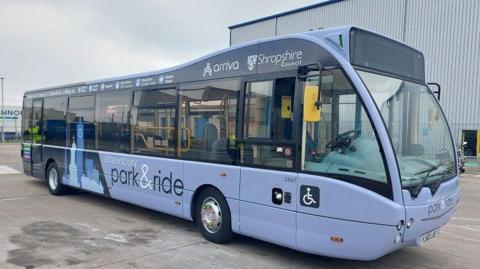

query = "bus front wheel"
(47, 162), (66, 196)
(195, 187), (234, 243)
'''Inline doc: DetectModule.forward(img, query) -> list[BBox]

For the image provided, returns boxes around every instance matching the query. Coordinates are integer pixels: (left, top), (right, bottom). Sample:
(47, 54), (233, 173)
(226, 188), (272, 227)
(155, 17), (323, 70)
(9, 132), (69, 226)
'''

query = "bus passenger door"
(239, 77), (298, 249)
(30, 99), (44, 178)
(21, 99), (33, 176)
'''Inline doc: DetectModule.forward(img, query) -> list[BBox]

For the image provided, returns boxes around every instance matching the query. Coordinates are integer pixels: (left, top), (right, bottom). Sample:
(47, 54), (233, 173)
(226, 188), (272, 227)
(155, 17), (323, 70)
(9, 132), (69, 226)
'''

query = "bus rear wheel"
(195, 187), (234, 243)
(47, 162), (66, 195)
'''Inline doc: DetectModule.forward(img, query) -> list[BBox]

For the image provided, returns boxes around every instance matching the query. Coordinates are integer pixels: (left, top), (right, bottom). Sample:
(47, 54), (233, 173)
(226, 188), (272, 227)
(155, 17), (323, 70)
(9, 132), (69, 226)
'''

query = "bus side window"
(301, 69), (388, 186)
(31, 99), (44, 144)
(241, 77), (296, 169)
(96, 91), (131, 153)
(273, 77), (295, 140)
(67, 95), (95, 150)
(131, 89), (177, 156)
(178, 79), (240, 164)
(22, 99), (33, 142)
(43, 96), (67, 146)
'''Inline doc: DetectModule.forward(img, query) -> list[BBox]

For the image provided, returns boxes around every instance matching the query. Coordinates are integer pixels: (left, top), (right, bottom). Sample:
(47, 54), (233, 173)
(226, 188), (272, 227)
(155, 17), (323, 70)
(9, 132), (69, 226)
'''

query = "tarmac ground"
(1, 143), (479, 268)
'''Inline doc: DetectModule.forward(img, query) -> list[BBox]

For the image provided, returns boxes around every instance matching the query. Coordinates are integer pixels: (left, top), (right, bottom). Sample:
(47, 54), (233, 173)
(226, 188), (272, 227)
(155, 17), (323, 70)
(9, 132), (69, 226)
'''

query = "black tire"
(195, 187), (234, 243)
(46, 162), (66, 195)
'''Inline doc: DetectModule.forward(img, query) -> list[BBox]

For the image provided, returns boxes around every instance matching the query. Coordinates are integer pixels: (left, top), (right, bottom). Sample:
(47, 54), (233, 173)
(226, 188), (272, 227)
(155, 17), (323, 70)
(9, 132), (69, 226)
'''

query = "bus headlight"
(406, 218), (414, 229)
(395, 220), (404, 231)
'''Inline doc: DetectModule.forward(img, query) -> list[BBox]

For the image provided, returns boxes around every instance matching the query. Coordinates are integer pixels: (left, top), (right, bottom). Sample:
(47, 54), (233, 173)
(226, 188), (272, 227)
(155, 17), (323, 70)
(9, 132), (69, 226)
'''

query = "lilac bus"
(21, 26), (459, 260)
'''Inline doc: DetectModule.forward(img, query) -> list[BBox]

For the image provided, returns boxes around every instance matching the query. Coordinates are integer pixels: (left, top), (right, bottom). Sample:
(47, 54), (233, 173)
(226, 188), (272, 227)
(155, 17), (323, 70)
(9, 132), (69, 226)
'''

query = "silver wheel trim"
(200, 197), (222, 234)
(48, 167), (58, 190)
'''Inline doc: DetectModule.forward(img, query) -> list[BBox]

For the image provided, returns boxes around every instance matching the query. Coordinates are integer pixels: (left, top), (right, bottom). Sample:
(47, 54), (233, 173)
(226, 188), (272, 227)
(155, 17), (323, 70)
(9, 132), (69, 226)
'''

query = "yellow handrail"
(132, 126), (191, 153)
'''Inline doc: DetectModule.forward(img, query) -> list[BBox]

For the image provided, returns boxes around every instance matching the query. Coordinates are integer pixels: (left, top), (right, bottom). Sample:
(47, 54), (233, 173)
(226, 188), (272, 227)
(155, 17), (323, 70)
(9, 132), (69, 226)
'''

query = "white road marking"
(441, 230), (480, 243)
(0, 197), (27, 202)
(452, 217), (480, 222)
(445, 223), (480, 235)
(104, 233), (128, 243)
(76, 222), (100, 232)
(0, 194), (49, 202)
(83, 239), (98, 247)
(0, 165), (20, 175)
(462, 225), (480, 233)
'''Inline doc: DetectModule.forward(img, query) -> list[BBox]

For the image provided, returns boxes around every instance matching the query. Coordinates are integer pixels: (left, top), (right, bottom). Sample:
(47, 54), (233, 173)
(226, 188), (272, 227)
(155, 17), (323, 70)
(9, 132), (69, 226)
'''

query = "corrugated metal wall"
(230, 0), (405, 45)
(405, 0), (480, 145)
(230, 18), (276, 46)
(230, 0), (480, 146)
(276, 0), (404, 40)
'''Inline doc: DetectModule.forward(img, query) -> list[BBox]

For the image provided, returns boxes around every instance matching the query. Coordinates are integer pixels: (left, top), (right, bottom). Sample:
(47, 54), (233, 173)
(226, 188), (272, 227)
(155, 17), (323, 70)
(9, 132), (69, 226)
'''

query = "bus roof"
(24, 25), (424, 99)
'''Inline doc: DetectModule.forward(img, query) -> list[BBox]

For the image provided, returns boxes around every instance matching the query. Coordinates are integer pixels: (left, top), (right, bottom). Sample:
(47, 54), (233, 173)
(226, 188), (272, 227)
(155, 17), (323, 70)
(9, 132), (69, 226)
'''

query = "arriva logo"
(203, 63), (213, 77)
(202, 60), (240, 77)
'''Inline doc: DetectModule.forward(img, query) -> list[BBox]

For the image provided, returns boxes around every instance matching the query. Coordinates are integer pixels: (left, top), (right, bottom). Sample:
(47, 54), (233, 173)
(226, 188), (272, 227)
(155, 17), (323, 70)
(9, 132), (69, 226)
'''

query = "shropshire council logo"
(247, 55), (258, 71)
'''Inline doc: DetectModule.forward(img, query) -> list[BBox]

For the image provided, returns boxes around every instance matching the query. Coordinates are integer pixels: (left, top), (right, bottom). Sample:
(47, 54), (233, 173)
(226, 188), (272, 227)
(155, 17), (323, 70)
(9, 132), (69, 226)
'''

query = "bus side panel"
(181, 161), (241, 230)
(22, 159), (32, 176)
(182, 161), (240, 200)
(295, 174), (404, 259)
(31, 144), (43, 179)
(296, 213), (400, 260)
(43, 146), (67, 180)
(402, 176), (460, 246)
(21, 143), (32, 176)
(239, 201), (296, 249)
(61, 148), (108, 195)
(58, 148), (185, 218)
(98, 152), (184, 218)
(226, 198), (240, 234)
(297, 174), (404, 225)
(239, 168), (298, 249)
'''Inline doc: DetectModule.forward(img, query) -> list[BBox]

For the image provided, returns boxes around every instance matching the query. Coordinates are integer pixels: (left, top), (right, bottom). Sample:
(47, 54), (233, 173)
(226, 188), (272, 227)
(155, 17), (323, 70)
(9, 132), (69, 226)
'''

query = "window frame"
(22, 98), (33, 143)
(31, 99), (44, 144)
(177, 78), (241, 165)
(238, 70), (300, 171)
(243, 79), (274, 139)
(42, 96), (67, 146)
(297, 68), (393, 199)
(130, 86), (179, 158)
(95, 90), (132, 153)
(355, 67), (457, 193)
(66, 94), (96, 149)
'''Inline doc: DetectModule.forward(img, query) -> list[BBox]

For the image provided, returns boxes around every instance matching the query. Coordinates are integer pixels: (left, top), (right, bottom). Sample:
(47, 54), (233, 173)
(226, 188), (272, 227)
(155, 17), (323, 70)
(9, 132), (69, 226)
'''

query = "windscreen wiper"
(429, 168), (454, 194)
(410, 164), (442, 198)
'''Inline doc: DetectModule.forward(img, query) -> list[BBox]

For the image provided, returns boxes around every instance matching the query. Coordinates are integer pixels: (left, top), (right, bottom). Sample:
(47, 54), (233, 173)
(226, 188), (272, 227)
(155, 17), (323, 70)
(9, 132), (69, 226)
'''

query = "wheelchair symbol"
(303, 187), (317, 205)
(300, 185), (319, 208)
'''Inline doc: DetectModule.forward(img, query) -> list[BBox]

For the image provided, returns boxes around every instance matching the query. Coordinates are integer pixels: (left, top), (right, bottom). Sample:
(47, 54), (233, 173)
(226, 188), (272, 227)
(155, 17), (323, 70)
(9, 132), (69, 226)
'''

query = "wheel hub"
(48, 168), (58, 190)
(200, 197), (222, 233)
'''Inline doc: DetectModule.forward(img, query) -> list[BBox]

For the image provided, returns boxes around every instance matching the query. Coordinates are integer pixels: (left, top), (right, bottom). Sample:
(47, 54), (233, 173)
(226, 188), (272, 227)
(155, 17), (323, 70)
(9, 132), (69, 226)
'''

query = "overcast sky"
(0, 0), (322, 106)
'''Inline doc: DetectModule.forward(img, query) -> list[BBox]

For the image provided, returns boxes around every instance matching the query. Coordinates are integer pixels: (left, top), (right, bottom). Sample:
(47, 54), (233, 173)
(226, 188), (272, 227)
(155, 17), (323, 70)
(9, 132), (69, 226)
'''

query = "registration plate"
(420, 228), (440, 245)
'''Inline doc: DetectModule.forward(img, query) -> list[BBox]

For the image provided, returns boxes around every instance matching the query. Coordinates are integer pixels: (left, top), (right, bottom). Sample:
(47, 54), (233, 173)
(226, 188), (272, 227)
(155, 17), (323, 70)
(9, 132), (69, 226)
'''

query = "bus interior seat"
(202, 123), (218, 150)
(209, 137), (231, 161)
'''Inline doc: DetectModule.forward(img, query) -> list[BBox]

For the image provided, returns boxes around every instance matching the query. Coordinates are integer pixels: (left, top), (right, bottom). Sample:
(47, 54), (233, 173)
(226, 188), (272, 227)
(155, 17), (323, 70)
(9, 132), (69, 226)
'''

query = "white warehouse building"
(229, 0), (480, 157)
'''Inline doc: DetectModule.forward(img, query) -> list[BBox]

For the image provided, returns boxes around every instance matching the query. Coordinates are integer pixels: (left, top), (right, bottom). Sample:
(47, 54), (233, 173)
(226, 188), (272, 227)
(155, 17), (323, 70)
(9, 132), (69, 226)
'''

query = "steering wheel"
(326, 129), (362, 153)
